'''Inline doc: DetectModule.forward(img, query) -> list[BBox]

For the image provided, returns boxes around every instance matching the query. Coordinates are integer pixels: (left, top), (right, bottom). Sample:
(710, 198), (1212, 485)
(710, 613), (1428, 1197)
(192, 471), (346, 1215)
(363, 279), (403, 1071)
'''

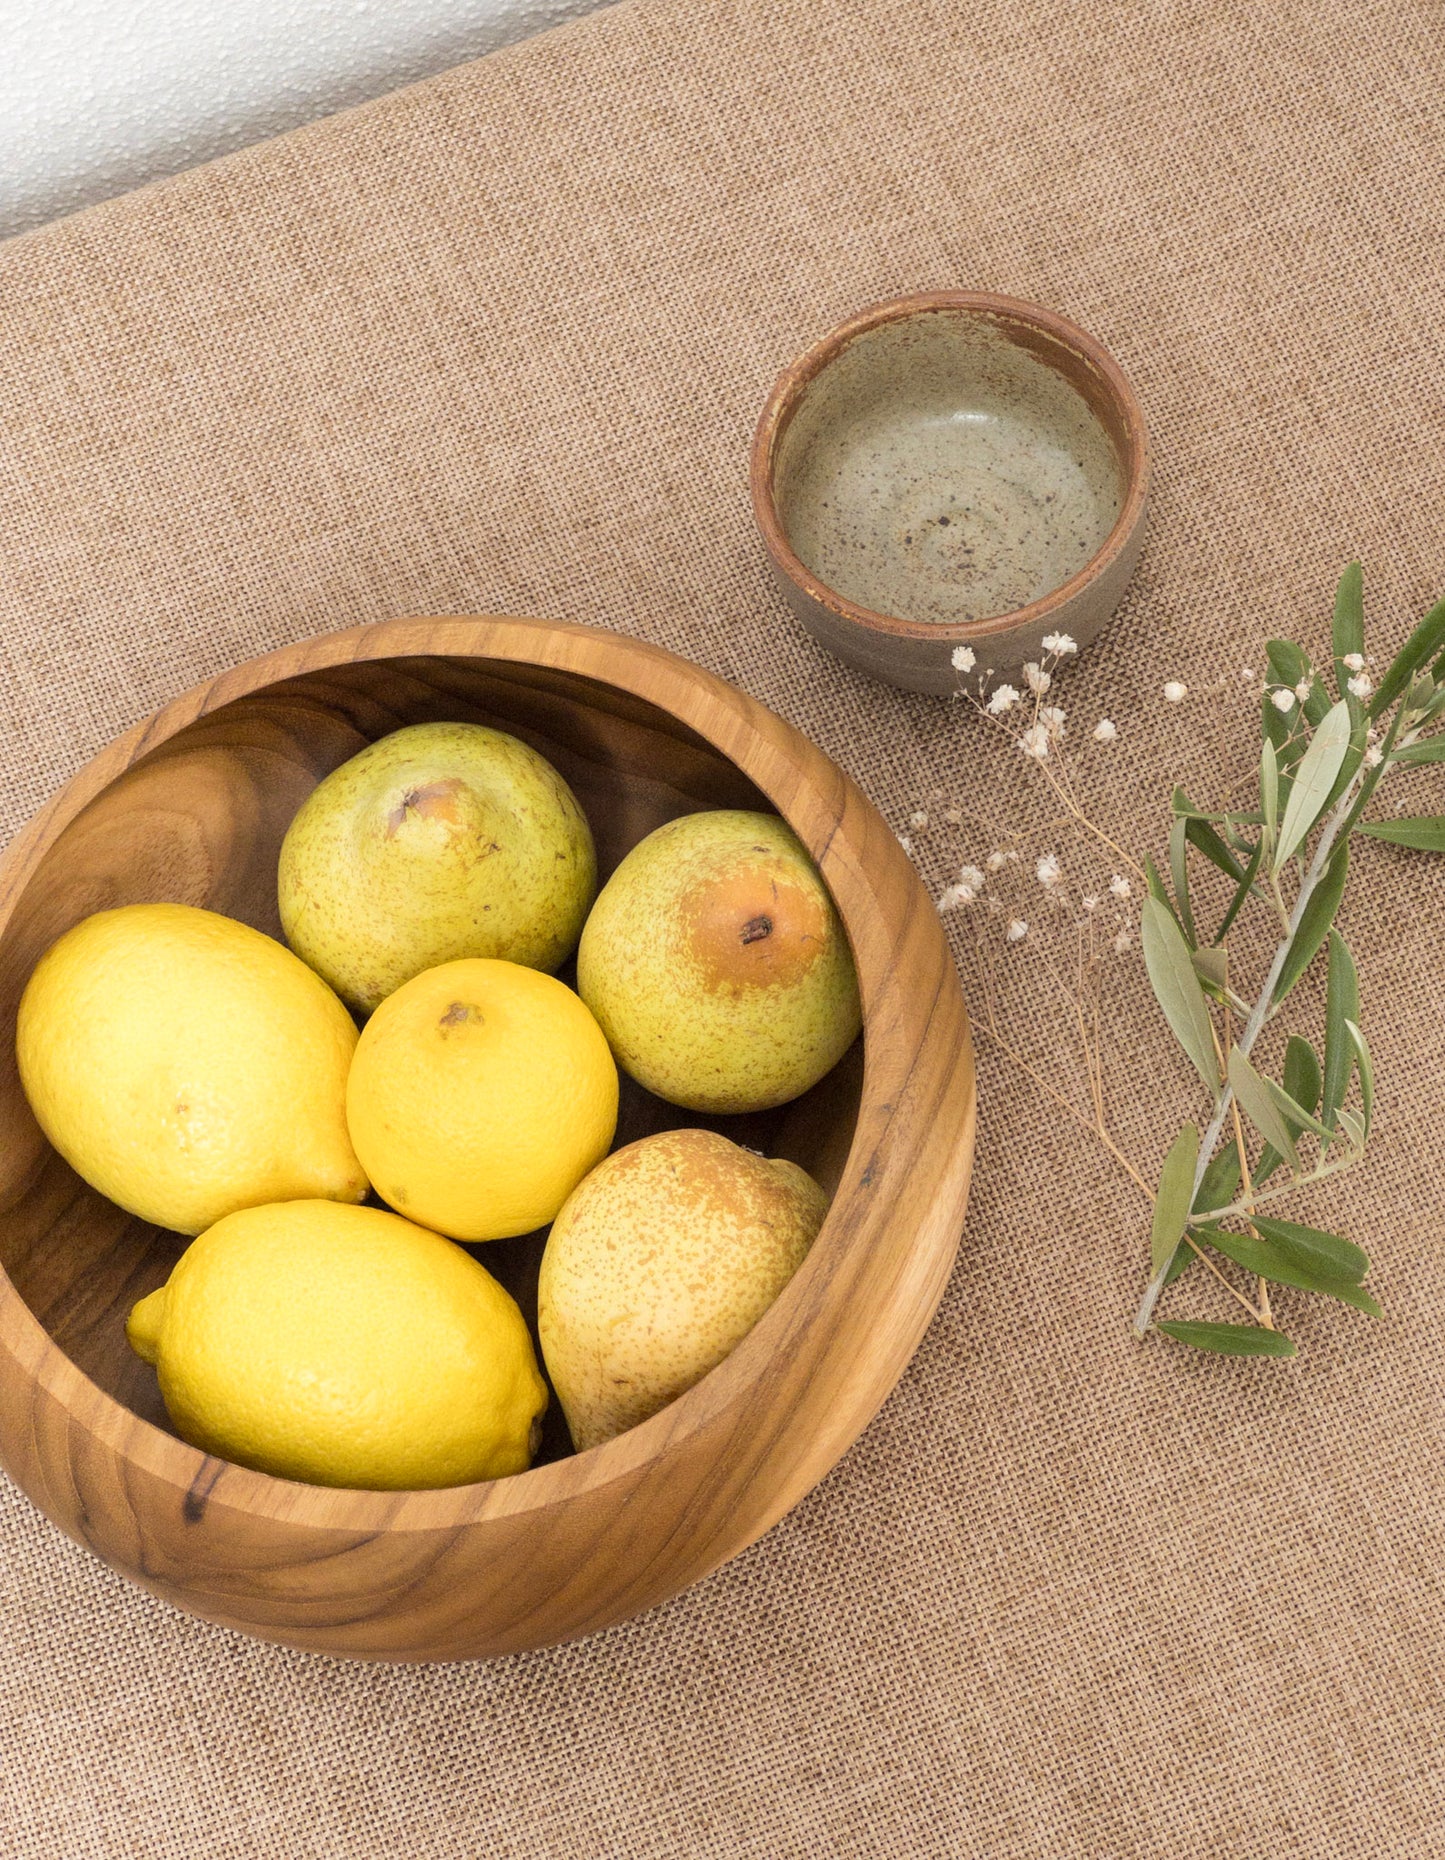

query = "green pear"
(538, 1128), (827, 1450)
(576, 809), (861, 1113)
(279, 722), (595, 1014)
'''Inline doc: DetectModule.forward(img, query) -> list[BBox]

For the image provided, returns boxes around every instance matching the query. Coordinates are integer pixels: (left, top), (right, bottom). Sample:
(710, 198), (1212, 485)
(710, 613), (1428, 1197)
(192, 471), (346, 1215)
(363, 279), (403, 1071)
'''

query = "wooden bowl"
(752, 291), (1150, 695)
(0, 618), (975, 1662)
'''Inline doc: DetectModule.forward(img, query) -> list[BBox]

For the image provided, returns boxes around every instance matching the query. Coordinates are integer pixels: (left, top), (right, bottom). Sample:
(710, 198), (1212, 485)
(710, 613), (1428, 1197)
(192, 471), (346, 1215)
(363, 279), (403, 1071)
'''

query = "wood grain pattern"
(0, 618), (975, 1661)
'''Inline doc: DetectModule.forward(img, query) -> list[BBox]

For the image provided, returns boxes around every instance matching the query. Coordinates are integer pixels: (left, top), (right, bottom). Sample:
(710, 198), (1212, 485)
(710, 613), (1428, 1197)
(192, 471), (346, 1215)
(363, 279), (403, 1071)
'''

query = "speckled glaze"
(752, 293), (1150, 696)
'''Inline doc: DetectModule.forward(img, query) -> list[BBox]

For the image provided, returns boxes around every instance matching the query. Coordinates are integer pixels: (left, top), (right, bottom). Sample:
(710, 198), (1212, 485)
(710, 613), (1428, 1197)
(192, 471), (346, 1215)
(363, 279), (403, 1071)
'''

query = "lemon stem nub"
(126, 1287), (168, 1365)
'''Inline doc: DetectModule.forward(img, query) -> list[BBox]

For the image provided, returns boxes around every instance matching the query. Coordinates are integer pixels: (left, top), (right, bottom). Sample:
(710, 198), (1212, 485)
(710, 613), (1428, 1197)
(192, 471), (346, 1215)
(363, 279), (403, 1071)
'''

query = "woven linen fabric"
(2, 0), (1445, 1852)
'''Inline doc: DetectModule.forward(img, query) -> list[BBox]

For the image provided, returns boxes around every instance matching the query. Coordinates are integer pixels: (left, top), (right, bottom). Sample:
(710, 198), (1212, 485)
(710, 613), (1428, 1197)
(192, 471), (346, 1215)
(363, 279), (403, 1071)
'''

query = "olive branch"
(1127, 565), (1445, 1356)
(939, 564), (1445, 1359)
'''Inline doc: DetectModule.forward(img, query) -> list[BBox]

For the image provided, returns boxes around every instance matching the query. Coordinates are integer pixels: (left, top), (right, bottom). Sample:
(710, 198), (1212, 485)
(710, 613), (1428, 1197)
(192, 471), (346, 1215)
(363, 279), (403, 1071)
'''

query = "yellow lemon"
(126, 1200), (547, 1489)
(347, 958), (618, 1242)
(17, 904), (367, 1234)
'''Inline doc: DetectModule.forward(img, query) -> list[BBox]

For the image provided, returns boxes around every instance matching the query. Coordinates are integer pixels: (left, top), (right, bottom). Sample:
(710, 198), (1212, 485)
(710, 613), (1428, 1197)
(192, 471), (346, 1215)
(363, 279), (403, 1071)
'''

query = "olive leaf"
(1150, 1124), (1199, 1273)
(1281, 1034), (1323, 1119)
(1405, 677), (1443, 717)
(1389, 738), (1445, 766)
(1191, 945), (1229, 996)
(1321, 930), (1359, 1140)
(1255, 1035), (1324, 1186)
(1186, 814), (1249, 885)
(1273, 839), (1349, 1003)
(1369, 594), (1445, 718)
(1226, 1047), (1299, 1171)
(1164, 1247), (1196, 1288)
(1276, 700), (1351, 869)
(1192, 1141), (1242, 1216)
(1141, 896), (1218, 1093)
(1263, 1075), (1333, 1140)
(1260, 740), (1280, 841)
(1359, 815), (1445, 852)
(1169, 816), (1197, 946)
(1199, 1228), (1381, 1314)
(1249, 1215), (1370, 1284)
(1332, 561), (1366, 701)
(1155, 1321), (1297, 1358)
(1144, 853), (1188, 942)
(1345, 1017), (1375, 1132)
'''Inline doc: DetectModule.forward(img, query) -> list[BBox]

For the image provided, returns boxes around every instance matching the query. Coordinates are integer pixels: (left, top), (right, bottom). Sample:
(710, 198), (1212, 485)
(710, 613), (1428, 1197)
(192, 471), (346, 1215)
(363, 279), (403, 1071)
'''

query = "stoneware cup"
(751, 291), (1150, 696)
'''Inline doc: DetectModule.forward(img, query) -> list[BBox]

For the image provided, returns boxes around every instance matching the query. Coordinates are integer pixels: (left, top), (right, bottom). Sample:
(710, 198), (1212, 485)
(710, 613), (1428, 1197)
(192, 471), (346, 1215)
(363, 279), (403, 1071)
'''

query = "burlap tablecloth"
(3, 0), (1444, 1852)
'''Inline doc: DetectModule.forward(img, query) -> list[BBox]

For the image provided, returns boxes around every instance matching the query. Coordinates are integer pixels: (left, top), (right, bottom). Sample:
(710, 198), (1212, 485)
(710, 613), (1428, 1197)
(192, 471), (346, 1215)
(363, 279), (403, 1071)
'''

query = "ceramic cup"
(750, 292), (1150, 696)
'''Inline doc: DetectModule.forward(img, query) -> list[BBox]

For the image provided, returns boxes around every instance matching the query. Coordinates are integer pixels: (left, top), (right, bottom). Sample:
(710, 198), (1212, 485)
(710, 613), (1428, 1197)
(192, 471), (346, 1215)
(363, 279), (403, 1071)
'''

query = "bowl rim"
(0, 615), (975, 1541)
(749, 288), (1151, 644)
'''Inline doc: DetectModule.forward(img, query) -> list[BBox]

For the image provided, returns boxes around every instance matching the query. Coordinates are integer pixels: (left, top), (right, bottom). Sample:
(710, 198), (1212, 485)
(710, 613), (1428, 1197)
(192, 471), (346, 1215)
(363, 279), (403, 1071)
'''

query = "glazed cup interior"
(771, 305), (1129, 629)
(755, 292), (1153, 654)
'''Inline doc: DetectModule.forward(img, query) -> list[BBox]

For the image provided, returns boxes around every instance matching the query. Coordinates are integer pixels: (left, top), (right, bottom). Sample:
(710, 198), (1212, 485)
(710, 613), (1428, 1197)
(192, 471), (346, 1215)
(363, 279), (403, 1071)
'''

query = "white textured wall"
(0, 0), (609, 241)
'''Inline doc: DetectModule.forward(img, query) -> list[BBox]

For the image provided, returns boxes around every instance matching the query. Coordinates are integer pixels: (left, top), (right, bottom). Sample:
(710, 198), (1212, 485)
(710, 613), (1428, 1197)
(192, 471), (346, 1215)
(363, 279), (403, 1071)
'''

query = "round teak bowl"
(0, 618), (975, 1662)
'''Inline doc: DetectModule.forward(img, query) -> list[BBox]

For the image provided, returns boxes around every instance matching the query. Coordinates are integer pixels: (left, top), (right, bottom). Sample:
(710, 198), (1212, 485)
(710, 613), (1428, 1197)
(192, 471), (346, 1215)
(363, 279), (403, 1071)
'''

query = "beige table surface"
(1, 0), (1444, 1853)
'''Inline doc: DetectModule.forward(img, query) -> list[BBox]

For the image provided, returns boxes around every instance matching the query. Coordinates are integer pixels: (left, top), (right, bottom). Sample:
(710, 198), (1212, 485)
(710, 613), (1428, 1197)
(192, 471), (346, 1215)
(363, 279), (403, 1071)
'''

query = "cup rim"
(749, 289), (1151, 644)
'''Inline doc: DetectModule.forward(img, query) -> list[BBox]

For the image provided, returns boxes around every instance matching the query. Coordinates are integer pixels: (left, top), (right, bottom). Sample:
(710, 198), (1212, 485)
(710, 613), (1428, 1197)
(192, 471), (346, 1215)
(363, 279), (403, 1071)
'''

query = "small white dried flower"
(1270, 687), (1296, 713)
(1112, 928), (1133, 955)
(1163, 680), (1188, 704)
(1364, 743), (1384, 768)
(1348, 672), (1374, 700)
(908, 810), (929, 829)
(1024, 662), (1052, 696)
(1006, 919), (1029, 943)
(1092, 718), (1118, 742)
(1342, 652), (1366, 673)
(1240, 666), (1256, 681)
(944, 806), (963, 824)
(1035, 852), (1063, 889)
(951, 645), (976, 673)
(1017, 723), (1051, 760)
(987, 683), (1021, 715)
(897, 835), (913, 854)
(1081, 894), (1101, 913)
(1294, 678), (1314, 702)
(938, 884), (974, 910)
(958, 864), (985, 893)
(1109, 873), (1132, 899)
(1042, 632), (1078, 656)
(986, 850), (1009, 872)
(1039, 705), (1067, 738)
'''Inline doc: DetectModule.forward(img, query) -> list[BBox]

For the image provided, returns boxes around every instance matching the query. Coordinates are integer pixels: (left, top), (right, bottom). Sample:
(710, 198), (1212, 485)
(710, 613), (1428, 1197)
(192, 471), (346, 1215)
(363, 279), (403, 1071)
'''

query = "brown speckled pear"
(538, 1129), (828, 1451)
(0, 616), (975, 1661)
(576, 810), (862, 1114)
(278, 721), (596, 1015)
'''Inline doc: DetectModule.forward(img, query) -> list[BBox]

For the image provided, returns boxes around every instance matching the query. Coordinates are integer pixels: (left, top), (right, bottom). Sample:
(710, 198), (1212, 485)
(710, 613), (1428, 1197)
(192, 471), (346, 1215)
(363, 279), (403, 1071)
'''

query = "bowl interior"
(0, 653), (862, 1473)
(773, 307), (1127, 628)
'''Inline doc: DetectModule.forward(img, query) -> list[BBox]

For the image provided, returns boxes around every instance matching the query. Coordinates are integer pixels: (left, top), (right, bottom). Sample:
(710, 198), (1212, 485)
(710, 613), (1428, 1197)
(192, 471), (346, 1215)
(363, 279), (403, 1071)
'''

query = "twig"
(1182, 1233), (1269, 1324)
(971, 1013), (1154, 1202)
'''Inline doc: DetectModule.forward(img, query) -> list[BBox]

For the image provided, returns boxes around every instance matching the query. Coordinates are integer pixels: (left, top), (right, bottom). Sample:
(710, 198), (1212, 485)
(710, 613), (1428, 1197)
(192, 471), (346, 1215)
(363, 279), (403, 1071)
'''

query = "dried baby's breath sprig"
(950, 563), (1445, 1360)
